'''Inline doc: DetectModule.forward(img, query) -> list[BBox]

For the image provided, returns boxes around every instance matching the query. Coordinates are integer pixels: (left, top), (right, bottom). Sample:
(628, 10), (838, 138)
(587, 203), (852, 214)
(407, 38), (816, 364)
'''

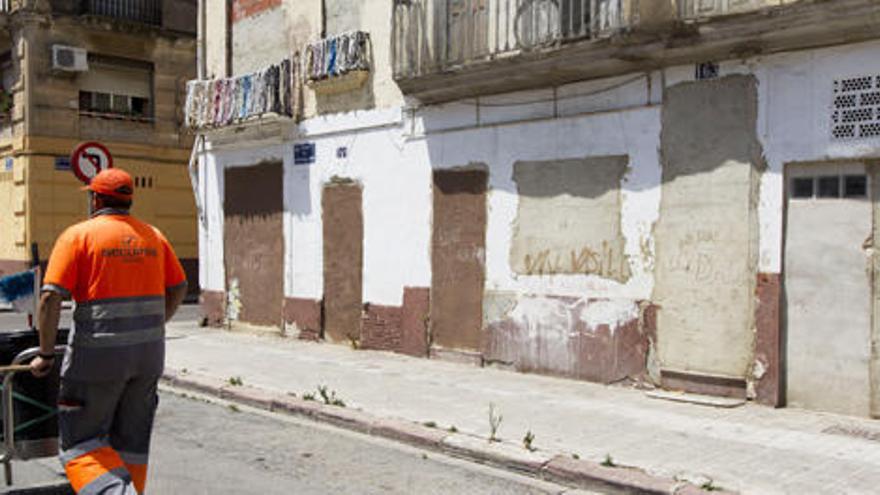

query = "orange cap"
(82, 168), (133, 200)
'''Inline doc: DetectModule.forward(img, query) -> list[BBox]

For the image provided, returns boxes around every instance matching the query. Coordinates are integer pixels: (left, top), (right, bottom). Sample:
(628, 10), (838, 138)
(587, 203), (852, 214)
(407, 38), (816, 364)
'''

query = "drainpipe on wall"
(189, 0), (207, 227)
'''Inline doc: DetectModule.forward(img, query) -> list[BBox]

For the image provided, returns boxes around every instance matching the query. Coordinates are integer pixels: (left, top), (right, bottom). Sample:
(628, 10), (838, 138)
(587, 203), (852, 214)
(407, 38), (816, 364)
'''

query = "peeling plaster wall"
(199, 74), (662, 381)
(417, 82), (663, 380)
(196, 39), (880, 404)
(232, 6), (290, 75)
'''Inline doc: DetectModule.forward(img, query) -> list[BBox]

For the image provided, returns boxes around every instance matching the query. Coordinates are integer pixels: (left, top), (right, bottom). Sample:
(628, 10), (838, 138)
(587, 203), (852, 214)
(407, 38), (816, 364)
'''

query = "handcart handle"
(0, 365), (32, 374)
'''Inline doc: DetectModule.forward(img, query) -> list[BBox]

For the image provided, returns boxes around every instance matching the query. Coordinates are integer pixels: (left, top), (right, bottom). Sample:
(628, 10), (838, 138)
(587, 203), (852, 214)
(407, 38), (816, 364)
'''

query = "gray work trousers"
(57, 375), (159, 494)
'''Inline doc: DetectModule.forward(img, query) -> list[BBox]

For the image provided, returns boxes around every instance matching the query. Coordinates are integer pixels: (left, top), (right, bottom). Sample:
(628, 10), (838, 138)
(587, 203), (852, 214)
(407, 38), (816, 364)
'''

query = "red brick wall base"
(754, 272), (782, 406)
(283, 297), (323, 341)
(360, 287), (430, 357)
(199, 290), (226, 327)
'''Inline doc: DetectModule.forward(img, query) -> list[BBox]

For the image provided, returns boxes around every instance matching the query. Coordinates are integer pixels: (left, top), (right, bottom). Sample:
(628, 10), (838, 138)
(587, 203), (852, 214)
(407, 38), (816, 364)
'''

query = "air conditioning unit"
(52, 45), (88, 72)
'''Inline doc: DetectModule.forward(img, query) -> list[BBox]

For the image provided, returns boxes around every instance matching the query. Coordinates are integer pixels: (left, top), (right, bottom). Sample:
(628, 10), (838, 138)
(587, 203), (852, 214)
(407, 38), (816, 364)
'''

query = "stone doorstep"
(645, 390), (746, 409)
(160, 368), (735, 495)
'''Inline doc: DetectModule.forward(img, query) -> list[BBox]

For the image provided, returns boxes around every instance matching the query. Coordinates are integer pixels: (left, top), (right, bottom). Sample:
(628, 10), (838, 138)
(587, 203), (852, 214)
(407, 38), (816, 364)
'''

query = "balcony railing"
(81, 0), (162, 25)
(0, 0), (10, 13)
(393, 0), (624, 79)
(679, 0), (772, 19)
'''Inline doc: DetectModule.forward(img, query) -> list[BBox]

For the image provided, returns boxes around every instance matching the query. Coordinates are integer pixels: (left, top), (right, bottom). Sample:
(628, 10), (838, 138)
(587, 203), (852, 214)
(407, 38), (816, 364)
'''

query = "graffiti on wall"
(660, 228), (744, 286)
(522, 240), (630, 280)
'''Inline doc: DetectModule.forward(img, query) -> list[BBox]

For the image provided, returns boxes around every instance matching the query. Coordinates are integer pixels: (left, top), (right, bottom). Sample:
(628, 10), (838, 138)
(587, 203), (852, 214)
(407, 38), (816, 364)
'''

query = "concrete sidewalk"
(165, 321), (880, 494)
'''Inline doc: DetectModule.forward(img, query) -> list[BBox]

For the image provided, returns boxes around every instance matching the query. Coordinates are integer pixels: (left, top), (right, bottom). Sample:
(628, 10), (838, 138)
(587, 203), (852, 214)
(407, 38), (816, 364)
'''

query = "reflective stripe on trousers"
(72, 296), (165, 348)
(63, 440), (141, 494)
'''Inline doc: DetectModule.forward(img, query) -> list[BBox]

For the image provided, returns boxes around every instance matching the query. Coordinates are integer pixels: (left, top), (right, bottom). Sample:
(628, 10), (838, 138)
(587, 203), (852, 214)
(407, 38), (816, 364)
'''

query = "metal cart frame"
(0, 345), (68, 486)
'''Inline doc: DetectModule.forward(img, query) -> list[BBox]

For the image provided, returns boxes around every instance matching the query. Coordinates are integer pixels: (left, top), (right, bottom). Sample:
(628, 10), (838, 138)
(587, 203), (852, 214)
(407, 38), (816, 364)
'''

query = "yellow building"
(0, 0), (198, 291)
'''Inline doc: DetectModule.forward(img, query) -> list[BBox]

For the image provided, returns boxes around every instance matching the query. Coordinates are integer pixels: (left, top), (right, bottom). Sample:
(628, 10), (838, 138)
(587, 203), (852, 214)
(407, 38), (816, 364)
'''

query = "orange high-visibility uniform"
(43, 208), (186, 494)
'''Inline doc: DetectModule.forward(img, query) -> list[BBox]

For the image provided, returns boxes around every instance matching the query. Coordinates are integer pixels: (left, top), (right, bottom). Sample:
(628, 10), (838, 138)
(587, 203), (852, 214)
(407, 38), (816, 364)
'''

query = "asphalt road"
(7, 392), (591, 494)
(2, 307), (593, 494)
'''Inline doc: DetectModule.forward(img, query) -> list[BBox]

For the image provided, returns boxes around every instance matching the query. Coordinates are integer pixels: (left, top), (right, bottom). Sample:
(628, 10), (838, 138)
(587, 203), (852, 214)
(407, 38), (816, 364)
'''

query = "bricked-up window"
(78, 55), (153, 120)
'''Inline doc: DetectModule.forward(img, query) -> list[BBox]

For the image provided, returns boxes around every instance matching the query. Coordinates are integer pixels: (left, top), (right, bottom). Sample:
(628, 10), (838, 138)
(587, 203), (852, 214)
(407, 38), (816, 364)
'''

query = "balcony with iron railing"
(391, 0), (876, 104)
(393, 0), (625, 78)
(80, 0), (162, 25)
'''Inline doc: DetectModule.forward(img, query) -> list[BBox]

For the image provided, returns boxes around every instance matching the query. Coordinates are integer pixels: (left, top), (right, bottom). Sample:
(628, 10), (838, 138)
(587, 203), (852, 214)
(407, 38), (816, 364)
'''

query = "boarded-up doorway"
(224, 162), (284, 327)
(431, 169), (487, 353)
(784, 163), (873, 416)
(322, 181), (363, 344)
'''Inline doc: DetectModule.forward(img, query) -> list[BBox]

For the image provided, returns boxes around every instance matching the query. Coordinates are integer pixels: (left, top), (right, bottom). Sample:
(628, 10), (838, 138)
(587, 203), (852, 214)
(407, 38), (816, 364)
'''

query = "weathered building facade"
(0, 0), (198, 288)
(191, 0), (880, 417)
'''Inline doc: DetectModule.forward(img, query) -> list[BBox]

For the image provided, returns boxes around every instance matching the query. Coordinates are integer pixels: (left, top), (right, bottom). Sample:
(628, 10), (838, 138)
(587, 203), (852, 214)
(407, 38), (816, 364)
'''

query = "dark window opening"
(79, 91), (152, 120)
(817, 176), (841, 198)
(791, 177), (814, 199)
(844, 175), (868, 198)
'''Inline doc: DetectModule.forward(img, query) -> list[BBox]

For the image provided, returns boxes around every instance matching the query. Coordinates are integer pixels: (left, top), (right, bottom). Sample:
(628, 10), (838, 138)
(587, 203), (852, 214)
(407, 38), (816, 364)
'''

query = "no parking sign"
(70, 141), (113, 184)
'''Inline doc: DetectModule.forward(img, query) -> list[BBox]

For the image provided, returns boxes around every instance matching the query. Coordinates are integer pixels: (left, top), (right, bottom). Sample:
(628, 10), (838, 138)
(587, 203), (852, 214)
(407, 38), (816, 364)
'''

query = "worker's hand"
(30, 356), (55, 378)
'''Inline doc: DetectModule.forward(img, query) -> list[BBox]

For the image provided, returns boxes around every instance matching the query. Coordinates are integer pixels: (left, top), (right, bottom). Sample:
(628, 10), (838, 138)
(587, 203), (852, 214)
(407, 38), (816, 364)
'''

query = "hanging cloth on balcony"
(212, 79), (226, 126)
(327, 37), (338, 76)
(221, 78), (235, 124)
(240, 75), (252, 120)
(278, 59), (289, 115)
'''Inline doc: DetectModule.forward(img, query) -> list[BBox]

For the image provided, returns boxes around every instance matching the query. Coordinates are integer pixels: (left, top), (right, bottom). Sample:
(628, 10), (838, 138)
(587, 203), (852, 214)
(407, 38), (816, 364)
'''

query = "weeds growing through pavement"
(423, 421), (437, 428)
(448, 425), (458, 433)
(522, 430), (536, 452)
(316, 385), (346, 407)
(701, 479), (720, 492)
(601, 454), (616, 467)
(227, 376), (243, 386)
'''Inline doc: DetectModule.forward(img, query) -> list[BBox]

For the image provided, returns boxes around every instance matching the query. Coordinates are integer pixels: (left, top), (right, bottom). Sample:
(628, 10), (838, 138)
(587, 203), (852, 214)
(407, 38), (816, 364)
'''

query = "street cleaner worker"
(30, 168), (188, 494)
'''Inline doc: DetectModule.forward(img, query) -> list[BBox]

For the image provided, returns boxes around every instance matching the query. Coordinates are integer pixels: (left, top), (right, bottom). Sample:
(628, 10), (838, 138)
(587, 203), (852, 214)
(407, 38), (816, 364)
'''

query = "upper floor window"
(78, 55), (153, 121)
(0, 52), (14, 124)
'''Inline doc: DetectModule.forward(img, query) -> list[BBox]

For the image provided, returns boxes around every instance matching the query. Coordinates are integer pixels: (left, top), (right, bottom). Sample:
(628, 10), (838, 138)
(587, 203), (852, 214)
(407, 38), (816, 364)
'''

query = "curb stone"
(160, 368), (736, 495)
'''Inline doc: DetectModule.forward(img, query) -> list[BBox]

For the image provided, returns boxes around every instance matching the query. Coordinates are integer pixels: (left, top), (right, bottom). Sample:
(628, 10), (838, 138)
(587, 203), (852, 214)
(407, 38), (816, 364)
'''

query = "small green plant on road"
(448, 425), (458, 433)
(227, 376), (243, 386)
(488, 403), (503, 442)
(422, 421), (437, 428)
(522, 430), (536, 452)
(571, 453), (580, 460)
(601, 454), (616, 467)
(701, 479), (721, 492)
(316, 385), (346, 407)
(303, 392), (316, 401)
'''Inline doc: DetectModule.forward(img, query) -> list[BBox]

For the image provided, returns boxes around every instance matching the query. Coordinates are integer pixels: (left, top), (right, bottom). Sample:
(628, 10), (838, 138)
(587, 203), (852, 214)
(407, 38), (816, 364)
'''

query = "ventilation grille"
(832, 75), (880, 140)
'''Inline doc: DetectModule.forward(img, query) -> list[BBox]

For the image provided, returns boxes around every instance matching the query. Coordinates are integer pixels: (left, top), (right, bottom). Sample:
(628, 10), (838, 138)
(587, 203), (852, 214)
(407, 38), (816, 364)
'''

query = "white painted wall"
(201, 75), (662, 309)
(197, 40), (880, 371)
(703, 39), (880, 274)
